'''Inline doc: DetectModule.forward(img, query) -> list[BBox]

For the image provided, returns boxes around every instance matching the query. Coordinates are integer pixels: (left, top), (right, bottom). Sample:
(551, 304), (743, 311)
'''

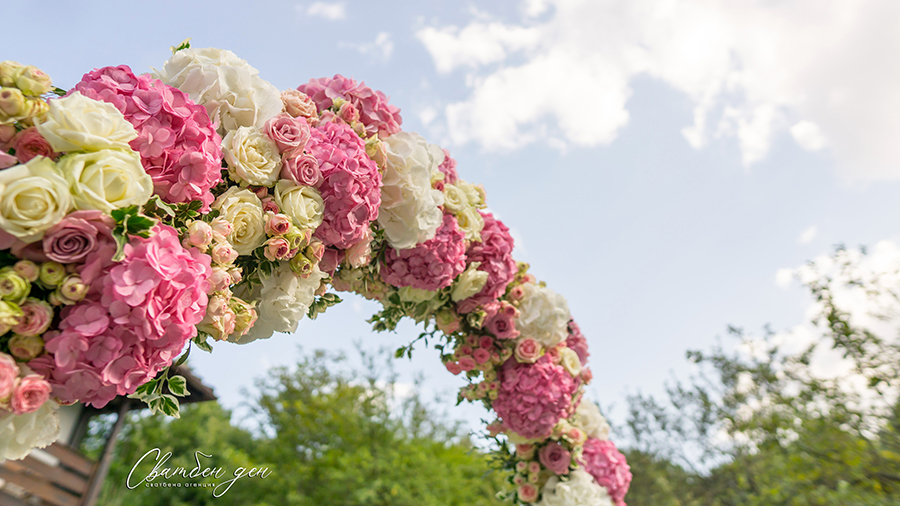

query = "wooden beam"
(80, 398), (130, 506)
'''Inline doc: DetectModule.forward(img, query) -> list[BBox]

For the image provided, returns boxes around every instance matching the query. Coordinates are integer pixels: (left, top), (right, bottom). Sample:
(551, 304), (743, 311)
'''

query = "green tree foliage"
(84, 349), (505, 506)
(624, 246), (900, 506)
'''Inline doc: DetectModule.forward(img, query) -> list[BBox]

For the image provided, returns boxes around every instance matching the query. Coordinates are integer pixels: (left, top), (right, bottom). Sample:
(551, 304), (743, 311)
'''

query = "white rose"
(538, 469), (614, 506)
(516, 283), (571, 348)
(155, 47), (283, 134)
(559, 347), (582, 377)
(57, 149), (153, 212)
(231, 263), (327, 343)
(36, 92), (137, 152)
(451, 262), (489, 302)
(0, 400), (60, 461)
(442, 184), (467, 214)
(377, 132), (445, 249)
(274, 180), (324, 230)
(0, 157), (72, 242)
(455, 206), (484, 242)
(457, 180), (485, 208)
(223, 126), (282, 187)
(574, 400), (611, 441)
(212, 187), (266, 255)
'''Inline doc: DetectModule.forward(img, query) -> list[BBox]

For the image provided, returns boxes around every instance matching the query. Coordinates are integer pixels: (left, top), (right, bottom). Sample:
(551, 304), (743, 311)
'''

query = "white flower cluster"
(0, 401), (60, 461)
(538, 469), (614, 506)
(155, 48), (282, 135)
(232, 263), (327, 343)
(442, 179), (485, 241)
(515, 283), (571, 347)
(377, 132), (445, 249)
(574, 400), (611, 440)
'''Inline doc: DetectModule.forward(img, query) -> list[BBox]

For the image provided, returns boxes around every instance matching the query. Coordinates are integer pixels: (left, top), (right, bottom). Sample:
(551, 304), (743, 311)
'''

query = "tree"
(84, 348), (505, 506)
(623, 245), (900, 506)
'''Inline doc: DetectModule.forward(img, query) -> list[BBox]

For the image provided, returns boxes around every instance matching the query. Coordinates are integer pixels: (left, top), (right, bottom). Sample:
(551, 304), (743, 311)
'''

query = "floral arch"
(0, 44), (631, 505)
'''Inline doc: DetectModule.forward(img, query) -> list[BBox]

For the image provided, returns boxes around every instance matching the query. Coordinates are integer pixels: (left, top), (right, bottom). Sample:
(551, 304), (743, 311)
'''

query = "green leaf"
(167, 375), (189, 397)
(160, 394), (181, 418)
(173, 346), (190, 367)
(193, 334), (213, 353)
(111, 232), (128, 262)
(171, 38), (192, 54)
(52, 87), (67, 97)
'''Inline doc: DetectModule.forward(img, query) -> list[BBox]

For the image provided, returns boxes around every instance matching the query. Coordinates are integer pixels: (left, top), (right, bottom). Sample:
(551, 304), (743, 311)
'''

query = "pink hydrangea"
(566, 320), (590, 366)
(438, 148), (458, 184)
(380, 214), (466, 291)
(73, 66), (223, 211)
(305, 122), (382, 249)
(457, 211), (517, 313)
(580, 438), (632, 506)
(298, 75), (402, 137)
(30, 224), (211, 408)
(492, 355), (578, 440)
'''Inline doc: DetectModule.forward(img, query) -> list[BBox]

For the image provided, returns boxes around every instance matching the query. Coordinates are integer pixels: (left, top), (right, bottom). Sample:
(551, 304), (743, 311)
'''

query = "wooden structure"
(0, 366), (216, 506)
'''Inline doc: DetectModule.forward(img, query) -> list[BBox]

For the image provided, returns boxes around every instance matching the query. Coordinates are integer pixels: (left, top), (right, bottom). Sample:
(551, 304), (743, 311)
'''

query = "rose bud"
(8, 333), (44, 361)
(13, 260), (39, 282)
(187, 220), (213, 249)
(210, 217), (234, 240)
(265, 212), (292, 236)
(10, 374), (52, 415)
(11, 298), (52, 336)
(227, 267), (243, 285)
(0, 87), (27, 120)
(208, 267), (233, 293)
(39, 261), (67, 287)
(210, 242), (239, 265)
(58, 274), (88, 304)
(263, 237), (292, 261)
(0, 268), (30, 303)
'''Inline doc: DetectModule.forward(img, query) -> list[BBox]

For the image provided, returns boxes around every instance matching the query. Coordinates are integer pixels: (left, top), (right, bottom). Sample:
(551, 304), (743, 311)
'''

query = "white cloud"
(417, 0), (900, 178)
(797, 225), (817, 245)
(775, 268), (795, 289)
(305, 2), (346, 21)
(340, 32), (394, 61)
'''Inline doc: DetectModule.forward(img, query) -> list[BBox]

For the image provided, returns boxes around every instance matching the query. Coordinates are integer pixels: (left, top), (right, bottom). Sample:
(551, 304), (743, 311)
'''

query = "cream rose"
(212, 187), (266, 255)
(451, 263), (489, 302)
(222, 126), (282, 187)
(0, 156), (72, 242)
(515, 283), (571, 348)
(455, 206), (485, 242)
(273, 180), (324, 230)
(36, 92), (137, 152)
(559, 347), (582, 377)
(57, 149), (153, 212)
(154, 47), (283, 134)
(442, 184), (467, 214)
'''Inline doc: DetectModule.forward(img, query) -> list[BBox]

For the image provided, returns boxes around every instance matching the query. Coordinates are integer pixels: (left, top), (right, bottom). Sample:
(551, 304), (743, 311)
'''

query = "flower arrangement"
(0, 43), (631, 504)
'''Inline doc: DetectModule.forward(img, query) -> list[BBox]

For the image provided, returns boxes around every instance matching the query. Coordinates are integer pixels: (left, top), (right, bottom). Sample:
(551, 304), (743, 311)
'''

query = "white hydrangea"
(154, 47), (283, 134)
(230, 263), (327, 343)
(377, 132), (445, 249)
(0, 401), (60, 461)
(574, 399), (611, 441)
(515, 283), (571, 347)
(538, 469), (614, 506)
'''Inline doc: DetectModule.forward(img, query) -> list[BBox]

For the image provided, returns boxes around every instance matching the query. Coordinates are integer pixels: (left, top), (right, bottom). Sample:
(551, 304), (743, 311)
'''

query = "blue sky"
(8, 0), (900, 432)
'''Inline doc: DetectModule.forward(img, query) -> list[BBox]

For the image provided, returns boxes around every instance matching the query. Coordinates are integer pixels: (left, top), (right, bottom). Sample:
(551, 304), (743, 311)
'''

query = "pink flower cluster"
(298, 75), (402, 138)
(380, 214), (466, 291)
(484, 300), (520, 340)
(580, 438), (632, 506)
(438, 148), (458, 184)
(566, 321), (590, 366)
(30, 225), (211, 407)
(457, 211), (517, 313)
(0, 353), (52, 415)
(305, 122), (381, 250)
(73, 66), (222, 211)
(446, 334), (499, 376)
(493, 355), (578, 440)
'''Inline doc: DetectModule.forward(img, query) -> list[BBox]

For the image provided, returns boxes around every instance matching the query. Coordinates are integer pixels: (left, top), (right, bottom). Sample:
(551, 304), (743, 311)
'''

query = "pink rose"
(0, 151), (16, 169)
(12, 298), (53, 337)
(474, 348), (491, 364)
(265, 213), (292, 236)
(12, 127), (55, 163)
(210, 218), (234, 239)
(208, 267), (232, 293)
(211, 242), (238, 265)
(508, 285), (526, 301)
(445, 361), (462, 375)
(187, 221), (213, 249)
(14, 260), (40, 282)
(0, 353), (19, 400)
(265, 114), (310, 153)
(10, 374), (51, 414)
(43, 210), (116, 264)
(281, 89), (318, 120)
(0, 124), (16, 147)
(338, 102), (360, 123)
(344, 228), (373, 268)
(261, 198), (279, 214)
(479, 336), (494, 349)
(539, 443), (572, 475)
(517, 484), (538, 503)
(281, 153), (322, 187)
(264, 237), (292, 261)
(458, 356), (477, 371)
(515, 338), (542, 363)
